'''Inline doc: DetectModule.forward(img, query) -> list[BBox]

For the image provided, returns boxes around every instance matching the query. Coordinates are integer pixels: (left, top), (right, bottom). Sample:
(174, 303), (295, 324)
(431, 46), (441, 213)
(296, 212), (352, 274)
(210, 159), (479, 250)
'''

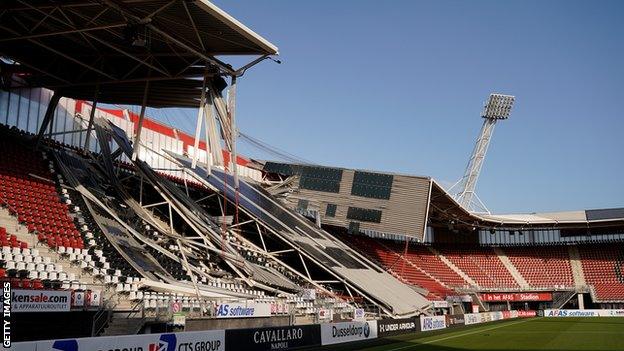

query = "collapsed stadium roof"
(0, 0), (278, 107)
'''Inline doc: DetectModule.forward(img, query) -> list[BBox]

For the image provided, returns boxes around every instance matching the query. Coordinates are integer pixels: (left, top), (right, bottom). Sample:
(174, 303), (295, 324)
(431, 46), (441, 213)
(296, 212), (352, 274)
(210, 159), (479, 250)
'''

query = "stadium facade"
(0, 0), (623, 348)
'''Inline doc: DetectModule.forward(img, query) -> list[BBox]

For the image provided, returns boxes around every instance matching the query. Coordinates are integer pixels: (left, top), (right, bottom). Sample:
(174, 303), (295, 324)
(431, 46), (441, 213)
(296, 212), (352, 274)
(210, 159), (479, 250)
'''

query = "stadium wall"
(11, 311), (532, 351)
(184, 315), (291, 331)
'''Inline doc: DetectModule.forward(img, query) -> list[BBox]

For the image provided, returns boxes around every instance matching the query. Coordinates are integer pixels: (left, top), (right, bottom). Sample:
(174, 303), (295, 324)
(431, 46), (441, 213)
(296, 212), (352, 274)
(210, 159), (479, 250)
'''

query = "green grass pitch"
(327, 317), (624, 351)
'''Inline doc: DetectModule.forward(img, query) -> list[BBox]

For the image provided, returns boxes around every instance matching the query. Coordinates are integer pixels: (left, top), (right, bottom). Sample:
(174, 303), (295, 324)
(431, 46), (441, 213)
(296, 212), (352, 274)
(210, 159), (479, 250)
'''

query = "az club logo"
(363, 323), (370, 338)
(149, 334), (177, 351)
(52, 340), (78, 351)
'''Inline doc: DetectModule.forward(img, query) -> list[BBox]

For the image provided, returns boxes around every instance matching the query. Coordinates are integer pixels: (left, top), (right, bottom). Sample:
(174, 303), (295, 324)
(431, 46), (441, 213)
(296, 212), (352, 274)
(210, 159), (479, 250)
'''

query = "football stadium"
(0, 1), (623, 350)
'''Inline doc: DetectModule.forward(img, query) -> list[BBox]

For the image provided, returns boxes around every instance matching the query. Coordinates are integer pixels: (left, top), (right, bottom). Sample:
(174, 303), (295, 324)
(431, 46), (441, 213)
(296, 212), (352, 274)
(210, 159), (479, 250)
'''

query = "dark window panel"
(347, 207), (382, 223)
(325, 204), (337, 217)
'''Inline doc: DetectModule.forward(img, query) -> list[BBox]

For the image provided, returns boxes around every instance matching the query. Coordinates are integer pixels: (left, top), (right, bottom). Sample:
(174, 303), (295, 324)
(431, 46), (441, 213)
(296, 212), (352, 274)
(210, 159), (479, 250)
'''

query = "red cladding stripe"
(87, 105), (249, 166)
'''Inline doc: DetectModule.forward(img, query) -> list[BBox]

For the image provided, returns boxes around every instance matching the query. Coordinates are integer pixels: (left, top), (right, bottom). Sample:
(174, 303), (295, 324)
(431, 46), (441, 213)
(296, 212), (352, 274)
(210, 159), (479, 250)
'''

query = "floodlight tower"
(452, 93), (515, 213)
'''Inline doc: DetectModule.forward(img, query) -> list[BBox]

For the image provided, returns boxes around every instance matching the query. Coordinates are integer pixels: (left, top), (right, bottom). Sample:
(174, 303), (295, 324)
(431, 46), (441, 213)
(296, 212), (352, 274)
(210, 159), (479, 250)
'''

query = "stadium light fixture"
(481, 93), (515, 120)
(451, 92), (516, 214)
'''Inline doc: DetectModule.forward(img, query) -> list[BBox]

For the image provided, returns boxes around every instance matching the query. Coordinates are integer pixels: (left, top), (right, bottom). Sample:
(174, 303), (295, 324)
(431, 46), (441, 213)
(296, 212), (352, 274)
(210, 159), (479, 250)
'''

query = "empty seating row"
(436, 246), (519, 288)
(503, 246), (574, 288)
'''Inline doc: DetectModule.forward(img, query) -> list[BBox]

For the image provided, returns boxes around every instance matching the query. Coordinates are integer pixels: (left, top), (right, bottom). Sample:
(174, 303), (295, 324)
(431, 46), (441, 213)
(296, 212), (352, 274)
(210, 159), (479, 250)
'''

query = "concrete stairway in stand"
(493, 247), (530, 289)
(100, 313), (145, 336)
(568, 245), (587, 289)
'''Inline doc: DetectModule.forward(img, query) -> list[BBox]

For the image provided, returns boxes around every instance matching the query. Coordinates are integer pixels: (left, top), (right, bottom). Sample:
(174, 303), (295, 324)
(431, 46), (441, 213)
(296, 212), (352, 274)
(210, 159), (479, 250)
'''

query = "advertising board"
(419, 315), (446, 331)
(35, 330), (225, 351)
(479, 312), (492, 323)
(445, 314), (465, 327)
(11, 290), (71, 312)
(270, 302), (289, 315)
(517, 310), (537, 317)
(321, 320), (378, 345)
(490, 311), (503, 321)
(544, 309), (624, 317)
(215, 301), (271, 318)
(71, 291), (84, 307)
(480, 292), (552, 302)
(85, 290), (101, 307)
(377, 318), (419, 337)
(225, 324), (320, 351)
(464, 313), (480, 325)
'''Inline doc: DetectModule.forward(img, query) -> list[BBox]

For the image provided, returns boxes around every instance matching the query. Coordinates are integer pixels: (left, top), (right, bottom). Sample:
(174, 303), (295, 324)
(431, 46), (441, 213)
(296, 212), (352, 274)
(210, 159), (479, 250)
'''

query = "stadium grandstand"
(0, 1), (623, 350)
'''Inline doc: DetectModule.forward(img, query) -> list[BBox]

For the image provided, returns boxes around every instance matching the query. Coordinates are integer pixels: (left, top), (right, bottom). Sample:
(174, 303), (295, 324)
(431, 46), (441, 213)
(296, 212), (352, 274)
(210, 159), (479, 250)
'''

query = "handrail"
(91, 296), (146, 336)
(91, 293), (122, 336)
(91, 305), (112, 336)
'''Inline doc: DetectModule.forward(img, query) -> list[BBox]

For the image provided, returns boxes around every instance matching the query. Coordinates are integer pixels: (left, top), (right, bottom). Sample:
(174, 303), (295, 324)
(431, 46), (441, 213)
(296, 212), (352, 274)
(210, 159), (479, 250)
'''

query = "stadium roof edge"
(430, 179), (624, 226)
(196, 0), (279, 56)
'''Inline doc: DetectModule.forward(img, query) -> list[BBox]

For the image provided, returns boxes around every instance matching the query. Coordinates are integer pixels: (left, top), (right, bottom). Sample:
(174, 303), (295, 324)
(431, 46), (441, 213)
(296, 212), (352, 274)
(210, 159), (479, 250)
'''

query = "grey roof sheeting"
(0, 0), (278, 107)
(429, 180), (624, 227)
(586, 208), (624, 221)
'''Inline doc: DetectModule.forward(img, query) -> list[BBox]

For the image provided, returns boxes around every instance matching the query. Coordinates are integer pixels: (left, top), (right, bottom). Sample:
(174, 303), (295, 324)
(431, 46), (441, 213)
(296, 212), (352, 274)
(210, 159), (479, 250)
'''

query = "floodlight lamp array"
(481, 93), (515, 119)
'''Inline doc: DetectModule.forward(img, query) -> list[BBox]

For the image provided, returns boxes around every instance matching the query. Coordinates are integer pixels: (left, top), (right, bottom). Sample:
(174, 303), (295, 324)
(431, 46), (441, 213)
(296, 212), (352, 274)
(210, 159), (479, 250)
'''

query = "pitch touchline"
(384, 318), (536, 351)
(493, 330), (622, 334)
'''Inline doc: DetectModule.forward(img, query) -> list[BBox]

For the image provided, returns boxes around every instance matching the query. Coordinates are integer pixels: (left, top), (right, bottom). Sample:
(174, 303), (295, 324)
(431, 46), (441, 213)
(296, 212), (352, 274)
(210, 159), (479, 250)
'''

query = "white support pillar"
(191, 76), (208, 169)
(578, 293), (585, 309)
(132, 80), (150, 161)
(203, 94), (213, 175)
(228, 75), (239, 189)
(205, 93), (224, 167)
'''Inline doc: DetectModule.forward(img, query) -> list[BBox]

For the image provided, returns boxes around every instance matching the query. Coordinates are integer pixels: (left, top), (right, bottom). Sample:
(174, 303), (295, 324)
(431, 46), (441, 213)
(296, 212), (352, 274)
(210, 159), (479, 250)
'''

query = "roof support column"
(132, 80), (150, 160)
(205, 92), (223, 167)
(228, 75), (239, 189)
(191, 76), (208, 169)
(83, 83), (99, 151)
(203, 92), (213, 175)
(35, 91), (61, 148)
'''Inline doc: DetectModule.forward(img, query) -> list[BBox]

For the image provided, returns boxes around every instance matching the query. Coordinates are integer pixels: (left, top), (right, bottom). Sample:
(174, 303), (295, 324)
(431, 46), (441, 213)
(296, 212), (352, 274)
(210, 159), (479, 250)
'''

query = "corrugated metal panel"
(284, 169), (430, 238)
(586, 208), (624, 221)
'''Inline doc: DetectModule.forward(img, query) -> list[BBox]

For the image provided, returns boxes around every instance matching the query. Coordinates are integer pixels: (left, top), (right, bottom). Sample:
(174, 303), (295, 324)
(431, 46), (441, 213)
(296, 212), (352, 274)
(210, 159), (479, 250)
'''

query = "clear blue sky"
(157, 0), (624, 214)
